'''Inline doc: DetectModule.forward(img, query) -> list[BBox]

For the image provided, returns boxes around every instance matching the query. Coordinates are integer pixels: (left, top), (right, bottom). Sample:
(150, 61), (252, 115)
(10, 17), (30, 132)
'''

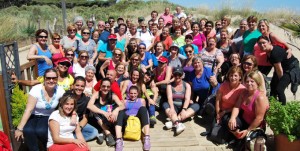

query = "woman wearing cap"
(154, 26), (173, 51)
(163, 67), (200, 135)
(49, 33), (64, 67)
(179, 34), (198, 57)
(200, 37), (224, 74)
(100, 48), (125, 78)
(167, 43), (185, 68)
(27, 29), (53, 77)
(73, 26), (97, 65)
(73, 51), (90, 78)
(136, 22), (155, 51)
(204, 21), (216, 40)
(15, 69), (65, 151)
(191, 22), (207, 53)
(138, 43), (153, 71)
(61, 24), (77, 50)
(84, 66), (97, 97)
(188, 56), (218, 108)
(74, 16), (85, 39)
(172, 26), (185, 48)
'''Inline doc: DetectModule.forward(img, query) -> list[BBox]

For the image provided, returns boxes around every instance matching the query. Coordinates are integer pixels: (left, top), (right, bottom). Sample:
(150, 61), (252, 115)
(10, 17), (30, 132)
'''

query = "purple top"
(125, 80), (133, 99)
(183, 65), (194, 81)
(125, 98), (142, 116)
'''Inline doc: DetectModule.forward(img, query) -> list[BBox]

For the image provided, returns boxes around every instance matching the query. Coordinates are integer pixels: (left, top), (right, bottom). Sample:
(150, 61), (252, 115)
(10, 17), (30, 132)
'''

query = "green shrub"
(266, 97), (300, 142)
(11, 84), (28, 127)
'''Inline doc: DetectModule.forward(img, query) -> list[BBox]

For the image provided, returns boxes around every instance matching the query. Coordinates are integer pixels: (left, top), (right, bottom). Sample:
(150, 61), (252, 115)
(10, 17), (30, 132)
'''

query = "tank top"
(241, 90), (260, 124)
(94, 92), (115, 112)
(218, 40), (231, 61)
(125, 98), (143, 116)
(108, 59), (115, 70)
(171, 81), (186, 107)
(125, 81), (133, 99)
(52, 46), (64, 67)
(155, 67), (167, 82)
(36, 44), (53, 76)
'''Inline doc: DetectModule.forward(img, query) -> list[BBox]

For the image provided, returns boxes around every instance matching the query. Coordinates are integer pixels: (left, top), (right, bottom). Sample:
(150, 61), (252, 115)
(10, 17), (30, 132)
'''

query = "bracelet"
(16, 127), (23, 132)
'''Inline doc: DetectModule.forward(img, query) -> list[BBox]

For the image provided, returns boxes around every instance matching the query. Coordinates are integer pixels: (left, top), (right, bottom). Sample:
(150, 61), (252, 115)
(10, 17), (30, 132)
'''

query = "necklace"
(41, 86), (57, 110)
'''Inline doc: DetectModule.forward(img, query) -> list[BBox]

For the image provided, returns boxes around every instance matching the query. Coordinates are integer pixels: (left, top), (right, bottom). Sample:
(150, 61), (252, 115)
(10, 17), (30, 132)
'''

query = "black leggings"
(270, 72), (291, 105)
(116, 106), (150, 127)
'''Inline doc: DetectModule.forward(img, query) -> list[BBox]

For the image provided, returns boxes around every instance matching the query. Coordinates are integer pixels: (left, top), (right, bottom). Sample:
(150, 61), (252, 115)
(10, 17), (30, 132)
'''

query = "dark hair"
(130, 69), (142, 97)
(241, 55), (258, 71)
(151, 10), (158, 15)
(100, 78), (114, 104)
(247, 15), (258, 23)
(191, 22), (200, 28)
(144, 70), (155, 85)
(74, 76), (86, 85)
(118, 23), (127, 33)
(43, 68), (58, 79)
(117, 17), (124, 22)
(35, 29), (48, 42)
(184, 44), (194, 51)
(129, 85), (139, 92)
(205, 21), (214, 28)
(108, 16), (114, 20)
(257, 35), (270, 43)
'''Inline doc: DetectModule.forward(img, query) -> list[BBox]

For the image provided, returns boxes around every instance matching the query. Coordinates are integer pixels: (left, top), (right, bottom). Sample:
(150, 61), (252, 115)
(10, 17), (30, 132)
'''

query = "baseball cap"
(173, 67), (183, 75)
(108, 34), (117, 40)
(56, 57), (71, 67)
(138, 17), (145, 22)
(169, 43), (179, 49)
(158, 56), (168, 64)
(185, 34), (193, 39)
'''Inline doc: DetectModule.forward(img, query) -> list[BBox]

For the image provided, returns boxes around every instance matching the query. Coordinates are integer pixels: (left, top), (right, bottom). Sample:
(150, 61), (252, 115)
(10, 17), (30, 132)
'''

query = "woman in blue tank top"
(27, 29), (53, 76)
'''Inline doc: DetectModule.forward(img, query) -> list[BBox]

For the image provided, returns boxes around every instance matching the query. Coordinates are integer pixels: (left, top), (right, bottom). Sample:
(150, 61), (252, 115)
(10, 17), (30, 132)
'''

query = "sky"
(167, 0), (300, 13)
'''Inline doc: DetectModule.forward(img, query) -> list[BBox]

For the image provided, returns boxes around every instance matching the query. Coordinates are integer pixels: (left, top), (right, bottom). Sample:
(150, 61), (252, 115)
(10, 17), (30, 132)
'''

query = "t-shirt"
(141, 52), (152, 66)
(94, 80), (123, 101)
(179, 44), (198, 57)
(192, 33), (206, 53)
(66, 90), (90, 121)
(97, 42), (125, 58)
(160, 13), (173, 25)
(172, 36), (186, 48)
(99, 30), (110, 43)
(243, 29), (261, 53)
(37, 74), (74, 91)
(60, 36), (76, 49)
(268, 46), (297, 71)
(218, 81), (246, 111)
(47, 110), (78, 148)
(35, 44), (53, 76)
(73, 39), (96, 59)
(200, 48), (223, 69)
(174, 12), (187, 19)
(154, 36), (173, 50)
(168, 57), (183, 69)
(188, 67), (214, 102)
(29, 84), (65, 116)
(136, 31), (154, 49)
(73, 63), (87, 78)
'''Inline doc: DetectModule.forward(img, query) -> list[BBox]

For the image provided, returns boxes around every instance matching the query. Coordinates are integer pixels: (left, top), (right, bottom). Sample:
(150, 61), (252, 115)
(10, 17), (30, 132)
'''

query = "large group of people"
(13, 6), (300, 151)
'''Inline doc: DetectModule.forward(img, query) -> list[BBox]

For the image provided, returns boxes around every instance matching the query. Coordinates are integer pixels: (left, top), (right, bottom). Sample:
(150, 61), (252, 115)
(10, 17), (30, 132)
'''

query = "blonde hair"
(245, 71), (264, 91)
(58, 94), (77, 117)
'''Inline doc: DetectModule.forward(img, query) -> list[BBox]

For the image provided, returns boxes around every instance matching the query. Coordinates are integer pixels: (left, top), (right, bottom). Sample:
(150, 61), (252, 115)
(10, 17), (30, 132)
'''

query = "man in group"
(114, 17), (125, 33)
(174, 6), (187, 19)
(97, 20), (110, 43)
(150, 10), (159, 23)
(160, 7), (173, 25)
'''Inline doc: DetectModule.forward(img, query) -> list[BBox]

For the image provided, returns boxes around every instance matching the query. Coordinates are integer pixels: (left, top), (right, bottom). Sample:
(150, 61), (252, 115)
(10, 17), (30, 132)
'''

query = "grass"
(0, 0), (299, 43)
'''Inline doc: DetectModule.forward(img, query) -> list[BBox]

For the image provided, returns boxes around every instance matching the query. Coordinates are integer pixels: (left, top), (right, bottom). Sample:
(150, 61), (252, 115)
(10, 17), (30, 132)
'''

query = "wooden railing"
(19, 60), (38, 92)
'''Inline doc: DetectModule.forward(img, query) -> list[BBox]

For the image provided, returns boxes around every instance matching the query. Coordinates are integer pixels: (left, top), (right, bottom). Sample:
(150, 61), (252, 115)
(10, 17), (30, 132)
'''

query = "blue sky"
(168, 0), (300, 13)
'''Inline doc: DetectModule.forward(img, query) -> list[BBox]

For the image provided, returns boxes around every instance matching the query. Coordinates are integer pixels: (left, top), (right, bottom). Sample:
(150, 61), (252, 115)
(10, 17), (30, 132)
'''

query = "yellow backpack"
(123, 116), (141, 141)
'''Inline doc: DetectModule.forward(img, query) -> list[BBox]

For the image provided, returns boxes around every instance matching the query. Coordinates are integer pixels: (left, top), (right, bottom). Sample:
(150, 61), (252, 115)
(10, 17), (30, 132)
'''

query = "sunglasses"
(185, 51), (193, 54)
(139, 47), (146, 50)
(109, 20), (115, 23)
(243, 62), (253, 66)
(45, 76), (58, 80)
(68, 29), (76, 32)
(141, 26), (147, 28)
(131, 59), (139, 61)
(80, 55), (88, 59)
(173, 73), (182, 77)
(82, 32), (90, 35)
(66, 53), (74, 56)
(53, 38), (60, 40)
(38, 36), (48, 39)
(114, 53), (121, 56)
(185, 37), (193, 40)
(59, 62), (71, 67)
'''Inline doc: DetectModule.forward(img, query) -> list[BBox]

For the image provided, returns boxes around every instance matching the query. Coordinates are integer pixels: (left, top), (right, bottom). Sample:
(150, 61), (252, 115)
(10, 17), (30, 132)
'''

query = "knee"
(190, 103), (200, 113)
(138, 106), (148, 113)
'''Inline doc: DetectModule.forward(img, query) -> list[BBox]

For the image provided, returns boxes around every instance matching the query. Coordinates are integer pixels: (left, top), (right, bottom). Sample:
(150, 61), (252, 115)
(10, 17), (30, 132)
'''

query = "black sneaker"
(106, 134), (116, 146)
(96, 133), (104, 145)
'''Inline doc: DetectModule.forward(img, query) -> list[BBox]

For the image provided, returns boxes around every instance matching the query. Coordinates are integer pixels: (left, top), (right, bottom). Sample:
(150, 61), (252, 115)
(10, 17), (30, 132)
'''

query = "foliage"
(281, 23), (300, 37)
(11, 84), (28, 127)
(266, 97), (300, 142)
(21, 18), (37, 38)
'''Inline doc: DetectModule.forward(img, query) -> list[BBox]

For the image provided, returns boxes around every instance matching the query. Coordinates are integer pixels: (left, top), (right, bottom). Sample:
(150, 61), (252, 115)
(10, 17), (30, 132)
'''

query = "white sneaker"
(176, 123), (186, 134)
(165, 121), (173, 129)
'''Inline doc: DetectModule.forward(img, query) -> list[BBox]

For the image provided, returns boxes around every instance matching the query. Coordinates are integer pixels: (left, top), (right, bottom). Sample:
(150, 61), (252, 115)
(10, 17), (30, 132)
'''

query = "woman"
(125, 38), (138, 61)
(49, 33), (64, 67)
(115, 86), (151, 151)
(257, 36), (300, 105)
(255, 19), (292, 75)
(128, 53), (143, 73)
(163, 67), (200, 135)
(73, 26), (97, 65)
(65, 49), (75, 75)
(92, 29), (100, 44)
(120, 69), (142, 99)
(61, 24), (77, 50)
(152, 42), (168, 68)
(151, 23), (161, 37)
(27, 29), (53, 76)
(204, 21), (216, 40)
(168, 44), (184, 68)
(217, 28), (232, 61)
(73, 51), (89, 78)
(179, 34), (198, 57)
(200, 37), (224, 74)
(199, 18), (208, 32)
(183, 18), (192, 36)
(188, 56), (218, 107)
(219, 53), (241, 82)
(127, 23), (138, 39)
(228, 71), (269, 139)
(115, 62), (128, 85)
(220, 16), (233, 36)
(105, 21), (111, 32)
(87, 78), (124, 146)
(100, 48), (124, 78)
(138, 43), (153, 71)
(83, 66), (97, 97)
(240, 16), (261, 56)
(172, 26), (185, 48)
(47, 94), (89, 151)
(14, 69), (65, 151)
(74, 16), (85, 39)
(191, 22), (206, 53)
(241, 55), (266, 95)
(182, 44), (195, 81)
(231, 19), (248, 53)
(154, 26), (173, 51)
(116, 23), (127, 51)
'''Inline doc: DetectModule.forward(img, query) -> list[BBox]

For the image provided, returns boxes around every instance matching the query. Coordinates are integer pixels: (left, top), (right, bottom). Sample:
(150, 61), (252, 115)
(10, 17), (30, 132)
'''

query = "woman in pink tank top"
(100, 48), (126, 78)
(227, 71), (269, 139)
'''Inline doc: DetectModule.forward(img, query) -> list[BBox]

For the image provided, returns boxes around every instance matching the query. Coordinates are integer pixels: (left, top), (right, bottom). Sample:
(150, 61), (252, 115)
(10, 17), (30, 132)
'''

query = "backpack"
(207, 123), (227, 144)
(123, 116), (141, 141)
(244, 129), (267, 151)
(0, 131), (12, 151)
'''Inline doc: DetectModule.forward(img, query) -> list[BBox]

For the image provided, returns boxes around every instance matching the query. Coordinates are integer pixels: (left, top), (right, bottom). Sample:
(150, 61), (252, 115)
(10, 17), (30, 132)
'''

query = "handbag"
(244, 128), (267, 151)
(123, 116), (141, 141)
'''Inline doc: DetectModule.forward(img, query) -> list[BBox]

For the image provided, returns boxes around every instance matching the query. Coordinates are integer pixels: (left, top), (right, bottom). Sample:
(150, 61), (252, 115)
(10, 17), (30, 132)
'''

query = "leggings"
(270, 72), (291, 105)
(116, 106), (149, 127)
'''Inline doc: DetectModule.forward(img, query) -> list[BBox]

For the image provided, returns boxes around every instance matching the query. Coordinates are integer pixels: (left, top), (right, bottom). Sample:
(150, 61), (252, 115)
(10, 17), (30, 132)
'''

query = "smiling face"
(113, 49), (122, 60)
(100, 80), (111, 95)
(230, 54), (240, 66)
(245, 76), (258, 91)
(85, 69), (95, 81)
(131, 56), (140, 66)
(258, 21), (269, 34)
(220, 31), (228, 41)
(242, 58), (254, 73)
(185, 46), (194, 59)
(57, 61), (70, 72)
(248, 21), (257, 31)
(82, 29), (90, 40)
(155, 42), (164, 53)
(68, 28), (77, 36)
(37, 32), (48, 45)
(162, 27), (169, 37)
(129, 88), (138, 100)
(229, 72), (241, 85)
(79, 53), (88, 65)
(193, 59), (203, 71)
(175, 28), (182, 37)
(118, 24), (126, 34)
(131, 70), (140, 83)
(44, 71), (58, 89)
(138, 45), (146, 55)
(116, 64), (125, 75)
(73, 80), (85, 96)
(240, 20), (248, 31)
(62, 98), (75, 116)
(76, 20), (83, 29)
(192, 24), (200, 34)
(207, 38), (216, 49)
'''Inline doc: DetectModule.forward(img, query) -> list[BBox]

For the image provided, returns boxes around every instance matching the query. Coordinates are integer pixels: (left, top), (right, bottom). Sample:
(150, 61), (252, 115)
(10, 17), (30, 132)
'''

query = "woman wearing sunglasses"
(100, 48), (126, 78)
(15, 69), (65, 151)
(73, 51), (90, 78)
(49, 33), (64, 67)
(61, 24), (78, 50)
(27, 29), (53, 76)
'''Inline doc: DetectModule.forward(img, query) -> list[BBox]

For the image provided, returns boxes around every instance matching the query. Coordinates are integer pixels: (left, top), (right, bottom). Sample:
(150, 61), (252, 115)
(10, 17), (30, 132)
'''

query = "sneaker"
(96, 133), (104, 145)
(143, 135), (151, 151)
(165, 121), (173, 129)
(150, 115), (157, 125)
(105, 134), (116, 146)
(176, 123), (186, 134)
(115, 138), (124, 151)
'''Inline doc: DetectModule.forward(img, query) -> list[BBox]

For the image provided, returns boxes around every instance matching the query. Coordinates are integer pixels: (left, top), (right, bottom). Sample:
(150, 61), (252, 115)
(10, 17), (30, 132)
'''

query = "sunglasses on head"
(59, 62), (71, 67)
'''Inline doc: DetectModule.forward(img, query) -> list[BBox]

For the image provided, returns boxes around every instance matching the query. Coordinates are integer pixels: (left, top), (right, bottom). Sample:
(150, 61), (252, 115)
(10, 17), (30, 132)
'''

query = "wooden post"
(0, 75), (10, 139)
(61, 0), (67, 31)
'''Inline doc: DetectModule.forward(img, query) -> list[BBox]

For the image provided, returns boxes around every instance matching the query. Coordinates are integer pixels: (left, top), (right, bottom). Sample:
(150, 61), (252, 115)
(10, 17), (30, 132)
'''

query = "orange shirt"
(219, 81), (246, 111)
(154, 35), (173, 50)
